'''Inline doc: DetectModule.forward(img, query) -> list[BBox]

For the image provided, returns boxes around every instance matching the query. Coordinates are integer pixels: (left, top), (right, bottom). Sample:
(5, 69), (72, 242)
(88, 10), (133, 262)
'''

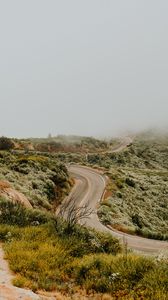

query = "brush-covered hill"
(0, 150), (71, 210)
(95, 132), (168, 240)
(10, 135), (118, 154)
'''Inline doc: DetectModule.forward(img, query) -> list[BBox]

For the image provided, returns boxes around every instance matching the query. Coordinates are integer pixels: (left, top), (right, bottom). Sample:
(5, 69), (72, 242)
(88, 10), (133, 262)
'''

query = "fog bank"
(0, 1), (168, 138)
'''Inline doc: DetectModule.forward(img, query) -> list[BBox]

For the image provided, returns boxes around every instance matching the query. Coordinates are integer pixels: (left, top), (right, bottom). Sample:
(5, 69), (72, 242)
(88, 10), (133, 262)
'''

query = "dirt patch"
(0, 181), (11, 190)
(0, 183), (32, 209)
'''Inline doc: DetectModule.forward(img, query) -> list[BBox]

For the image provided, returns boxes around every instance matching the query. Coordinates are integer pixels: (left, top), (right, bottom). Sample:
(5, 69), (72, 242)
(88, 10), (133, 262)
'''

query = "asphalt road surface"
(67, 165), (168, 255)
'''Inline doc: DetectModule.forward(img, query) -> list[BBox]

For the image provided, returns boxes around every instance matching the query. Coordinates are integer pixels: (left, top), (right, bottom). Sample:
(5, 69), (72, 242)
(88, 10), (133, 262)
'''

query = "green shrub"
(70, 254), (155, 293)
(0, 136), (14, 150)
(54, 220), (121, 257)
(125, 177), (136, 188)
(0, 198), (51, 226)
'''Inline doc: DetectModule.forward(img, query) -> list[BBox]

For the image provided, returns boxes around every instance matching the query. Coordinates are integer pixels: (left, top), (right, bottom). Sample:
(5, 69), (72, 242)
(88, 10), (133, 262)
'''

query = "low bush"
(69, 253), (168, 299)
(0, 136), (14, 150)
(0, 198), (51, 226)
(55, 223), (122, 257)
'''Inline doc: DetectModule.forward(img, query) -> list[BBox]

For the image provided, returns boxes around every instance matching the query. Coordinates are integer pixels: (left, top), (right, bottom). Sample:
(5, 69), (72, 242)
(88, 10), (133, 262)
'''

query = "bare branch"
(57, 196), (95, 228)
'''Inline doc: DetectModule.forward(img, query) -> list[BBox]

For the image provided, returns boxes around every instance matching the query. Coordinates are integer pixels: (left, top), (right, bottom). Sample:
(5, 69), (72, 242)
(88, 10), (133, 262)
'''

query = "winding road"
(67, 165), (168, 255)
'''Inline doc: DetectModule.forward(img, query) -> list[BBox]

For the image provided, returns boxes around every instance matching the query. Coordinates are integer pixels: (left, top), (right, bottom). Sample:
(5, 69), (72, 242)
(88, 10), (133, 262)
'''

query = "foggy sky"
(0, 0), (168, 138)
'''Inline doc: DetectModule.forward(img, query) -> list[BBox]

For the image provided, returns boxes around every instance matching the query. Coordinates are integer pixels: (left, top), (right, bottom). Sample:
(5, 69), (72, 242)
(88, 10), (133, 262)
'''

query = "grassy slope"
(0, 207), (167, 300)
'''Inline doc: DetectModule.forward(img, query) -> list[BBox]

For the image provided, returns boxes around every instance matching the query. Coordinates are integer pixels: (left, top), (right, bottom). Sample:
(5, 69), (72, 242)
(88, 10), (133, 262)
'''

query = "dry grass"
(0, 181), (11, 190)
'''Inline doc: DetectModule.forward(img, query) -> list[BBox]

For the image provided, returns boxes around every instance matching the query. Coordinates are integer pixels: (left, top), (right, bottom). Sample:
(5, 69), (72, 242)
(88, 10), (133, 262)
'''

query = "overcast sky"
(0, 0), (168, 138)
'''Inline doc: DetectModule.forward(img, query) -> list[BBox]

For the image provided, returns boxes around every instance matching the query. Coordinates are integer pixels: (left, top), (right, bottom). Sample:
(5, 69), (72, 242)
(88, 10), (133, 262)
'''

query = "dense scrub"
(94, 134), (168, 240)
(0, 151), (71, 210)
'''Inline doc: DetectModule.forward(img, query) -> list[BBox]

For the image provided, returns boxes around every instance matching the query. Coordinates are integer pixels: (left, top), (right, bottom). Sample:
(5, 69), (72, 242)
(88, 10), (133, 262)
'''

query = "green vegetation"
(91, 133), (168, 240)
(0, 200), (121, 292)
(70, 254), (168, 299)
(0, 136), (14, 150)
(0, 133), (168, 298)
(99, 167), (168, 240)
(0, 198), (52, 226)
(2, 133), (167, 240)
(0, 201), (167, 299)
(0, 150), (71, 210)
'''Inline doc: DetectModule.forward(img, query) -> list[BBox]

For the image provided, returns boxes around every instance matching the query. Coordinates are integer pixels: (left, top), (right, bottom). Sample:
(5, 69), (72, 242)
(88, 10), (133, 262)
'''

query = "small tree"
(57, 197), (94, 233)
(0, 136), (14, 150)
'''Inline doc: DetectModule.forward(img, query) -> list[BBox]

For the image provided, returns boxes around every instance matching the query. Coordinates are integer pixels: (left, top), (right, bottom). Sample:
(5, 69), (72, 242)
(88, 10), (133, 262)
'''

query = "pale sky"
(0, 0), (168, 138)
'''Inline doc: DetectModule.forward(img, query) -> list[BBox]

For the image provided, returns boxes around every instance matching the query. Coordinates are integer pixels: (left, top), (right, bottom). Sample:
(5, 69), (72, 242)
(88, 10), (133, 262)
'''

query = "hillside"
(0, 134), (167, 299)
(11, 135), (118, 154)
(95, 133), (168, 240)
(1, 133), (167, 240)
(0, 151), (71, 210)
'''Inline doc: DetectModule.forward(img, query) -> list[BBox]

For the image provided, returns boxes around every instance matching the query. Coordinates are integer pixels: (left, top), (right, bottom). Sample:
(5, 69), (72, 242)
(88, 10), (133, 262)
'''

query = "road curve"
(110, 136), (133, 153)
(68, 165), (168, 255)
